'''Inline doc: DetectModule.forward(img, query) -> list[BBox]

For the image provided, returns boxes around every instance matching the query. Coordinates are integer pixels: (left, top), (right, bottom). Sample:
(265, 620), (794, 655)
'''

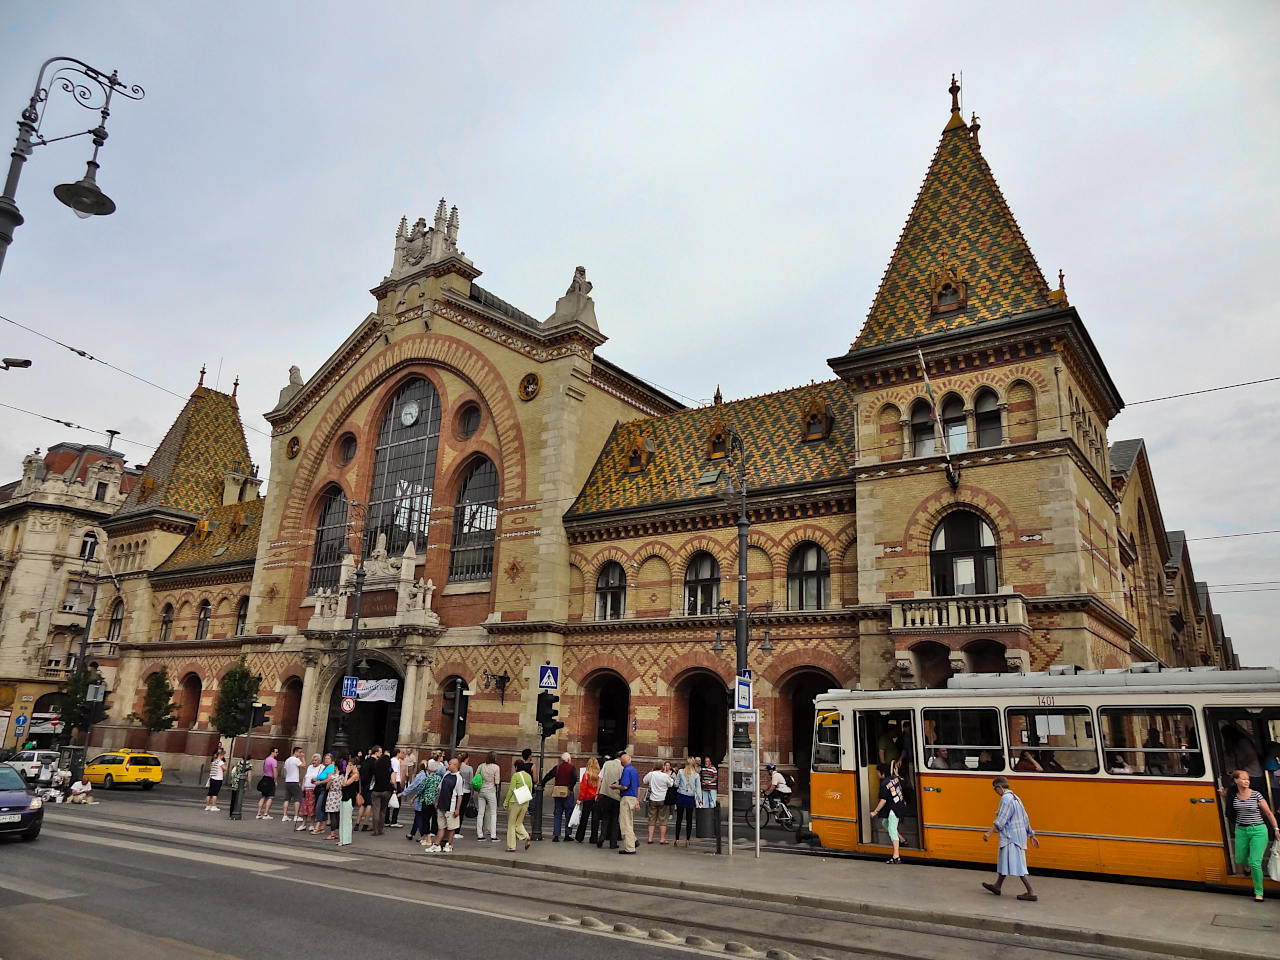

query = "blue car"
(0, 763), (42, 841)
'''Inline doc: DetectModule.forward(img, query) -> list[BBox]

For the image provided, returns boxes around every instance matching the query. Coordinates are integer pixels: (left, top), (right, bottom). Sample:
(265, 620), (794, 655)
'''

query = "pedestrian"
(417, 759), (442, 849)
(370, 746), (393, 835)
(432, 757), (462, 853)
(981, 776), (1039, 901)
(551, 752), (577, 842)
(870, 761), (906, 863)
(338, 750), (360, 846)
(314, 752), (335, 835)
(521, 747), (537, 779)
(504, 760), (534, 851)
(698, 756), (718, 808)
(672, 756), (702, 847)
(321, 753), (341, 839)
(282, 746), (304, 824)
(643, 761), (674, 845)
(616, 751), (640, 854)
(69, 775), (93, 803)
(299, 752), (322, 833)
(475, 751), (502, 842)
(402, 760), (428, 842)
(455, 751), (473, 839)
(256, 747), (279, 820)
(204, 748), (226, 812)
(387, 747), (403, 828)
(1219, 768), (1279, 902)
(596, 753), (622, 848)
(575, 757), (600, 844)
(358, 748), (377, 831)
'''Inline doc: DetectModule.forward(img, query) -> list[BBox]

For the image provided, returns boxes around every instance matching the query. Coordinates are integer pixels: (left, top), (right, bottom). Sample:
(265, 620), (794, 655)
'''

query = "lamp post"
(0, 57), (144, 277)
(63, 567), (99, 779)
(331, 502), (368, 753)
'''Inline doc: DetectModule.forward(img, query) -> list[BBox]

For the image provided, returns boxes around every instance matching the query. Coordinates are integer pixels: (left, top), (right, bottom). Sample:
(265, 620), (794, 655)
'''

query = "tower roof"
(850, 78), (1055, 351)
(112, 370), (252, 520)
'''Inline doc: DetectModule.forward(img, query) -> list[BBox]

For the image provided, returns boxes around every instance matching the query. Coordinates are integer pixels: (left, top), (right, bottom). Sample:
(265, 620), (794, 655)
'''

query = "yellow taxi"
(84, 749), (164, 789)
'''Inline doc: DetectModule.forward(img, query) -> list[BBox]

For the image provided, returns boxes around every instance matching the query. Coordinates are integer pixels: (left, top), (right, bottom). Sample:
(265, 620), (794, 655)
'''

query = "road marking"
(44, 813), (356, 863)
(46, 828), (289, 873)
(0, 874), (80, 901)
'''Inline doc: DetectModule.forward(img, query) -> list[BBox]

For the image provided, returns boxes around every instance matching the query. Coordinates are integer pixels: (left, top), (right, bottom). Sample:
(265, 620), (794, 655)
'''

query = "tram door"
(856, 709), (921, 849)
(1206, 706), (1280, 868)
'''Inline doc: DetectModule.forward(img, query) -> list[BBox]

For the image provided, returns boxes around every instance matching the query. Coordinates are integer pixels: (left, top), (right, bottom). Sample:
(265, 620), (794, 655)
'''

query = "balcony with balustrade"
(890, 593), (1028, 633)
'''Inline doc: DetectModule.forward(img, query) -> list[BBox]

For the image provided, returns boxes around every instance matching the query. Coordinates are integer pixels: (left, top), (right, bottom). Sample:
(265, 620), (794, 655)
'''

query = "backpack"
(418, 772), (440, 806)
(471, 770), (483, 791)
(781, 771), (795, 790)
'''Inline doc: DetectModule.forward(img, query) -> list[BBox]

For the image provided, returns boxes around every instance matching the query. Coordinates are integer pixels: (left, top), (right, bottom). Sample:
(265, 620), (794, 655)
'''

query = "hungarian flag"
(917, 346), (960, 488)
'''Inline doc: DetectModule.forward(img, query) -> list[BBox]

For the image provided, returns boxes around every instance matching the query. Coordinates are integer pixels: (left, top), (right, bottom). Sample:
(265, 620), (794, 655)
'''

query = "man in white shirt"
(69, 777), (93, 803)
(387, 748), (403, 827)
(281, 747), (304, 823)
(455, 751), (473, 838)
(764, 763), (792, 808)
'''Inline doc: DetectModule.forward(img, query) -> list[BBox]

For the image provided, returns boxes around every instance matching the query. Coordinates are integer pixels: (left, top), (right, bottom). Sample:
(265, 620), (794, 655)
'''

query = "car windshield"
(0, 766), (27, 790)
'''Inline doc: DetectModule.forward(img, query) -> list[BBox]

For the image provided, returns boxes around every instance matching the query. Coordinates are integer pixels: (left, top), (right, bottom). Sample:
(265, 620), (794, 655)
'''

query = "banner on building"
(356, 679), (398, 703)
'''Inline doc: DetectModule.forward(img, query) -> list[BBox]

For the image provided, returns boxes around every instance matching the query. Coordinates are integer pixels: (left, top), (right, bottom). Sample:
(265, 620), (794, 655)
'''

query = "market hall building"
(77, 82), (1237, 783)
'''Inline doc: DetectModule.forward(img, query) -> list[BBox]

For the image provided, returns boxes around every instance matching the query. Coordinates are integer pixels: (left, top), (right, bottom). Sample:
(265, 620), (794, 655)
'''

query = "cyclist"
(763, 763), (792, 812)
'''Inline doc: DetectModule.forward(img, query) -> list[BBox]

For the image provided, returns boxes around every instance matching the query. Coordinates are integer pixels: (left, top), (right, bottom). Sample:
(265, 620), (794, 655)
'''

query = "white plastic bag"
(568, 803), (582, 830)
(1267, 843), (1280, 883)
(388, 792), (400, 809)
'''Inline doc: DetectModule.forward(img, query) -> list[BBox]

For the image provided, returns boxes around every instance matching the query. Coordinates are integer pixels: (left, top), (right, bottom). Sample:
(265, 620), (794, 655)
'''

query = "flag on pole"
(917, 346), (960, 488)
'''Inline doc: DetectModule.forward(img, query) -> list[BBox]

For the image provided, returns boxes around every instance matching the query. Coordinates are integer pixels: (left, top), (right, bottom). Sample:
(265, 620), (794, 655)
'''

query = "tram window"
(1099, 707), (1203, 777)
(813, 709), (842, 770)
(1005, 709), (1099, 774)
(921, 708), (1004, 771)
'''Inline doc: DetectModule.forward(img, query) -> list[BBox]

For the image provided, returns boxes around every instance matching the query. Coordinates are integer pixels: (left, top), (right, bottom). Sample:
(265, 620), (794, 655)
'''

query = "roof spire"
(969, 112), (981, 143)
(198, 364), (206, 388)
(231, 376), (239, 399)
(713, 385), (723, 406)
(944, 74), (966, 132)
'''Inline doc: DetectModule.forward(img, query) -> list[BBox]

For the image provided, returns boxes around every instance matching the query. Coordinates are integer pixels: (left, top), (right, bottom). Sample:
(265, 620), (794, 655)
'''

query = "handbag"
(255, 776), (268, 793)
(513, 783), (532, 805)
(551, 785), (570, 799)
(471, 770), (484, 791)
(1268, 843), (1280, 883)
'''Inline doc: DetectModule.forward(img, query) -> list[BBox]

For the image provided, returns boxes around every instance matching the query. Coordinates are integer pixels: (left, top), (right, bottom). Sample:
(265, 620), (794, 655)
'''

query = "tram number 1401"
(1036, 695), (1056, 706)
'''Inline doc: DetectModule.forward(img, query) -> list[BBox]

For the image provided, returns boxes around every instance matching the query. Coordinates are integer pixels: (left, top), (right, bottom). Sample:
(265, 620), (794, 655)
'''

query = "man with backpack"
(764, 763), (793, 809)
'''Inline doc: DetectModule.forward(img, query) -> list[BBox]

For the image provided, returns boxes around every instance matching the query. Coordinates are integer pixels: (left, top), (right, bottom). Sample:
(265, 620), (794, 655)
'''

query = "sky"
(0, 2), (1276, 667)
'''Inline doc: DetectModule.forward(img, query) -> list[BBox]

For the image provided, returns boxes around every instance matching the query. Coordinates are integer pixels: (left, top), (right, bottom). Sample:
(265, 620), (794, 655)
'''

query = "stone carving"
(407, 577), (436, 612)
(386, 199), (473, 282)
(544, 265), (599, 330)
(567, 265), (592, 296)
(278, 365), (305, 406)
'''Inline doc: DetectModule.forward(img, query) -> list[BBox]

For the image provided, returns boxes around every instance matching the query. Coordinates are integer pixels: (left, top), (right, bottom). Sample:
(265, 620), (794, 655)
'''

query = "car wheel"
(104, 774), (115, 789)
(21, 825), (40, 842)
(141, 782), (155, 790)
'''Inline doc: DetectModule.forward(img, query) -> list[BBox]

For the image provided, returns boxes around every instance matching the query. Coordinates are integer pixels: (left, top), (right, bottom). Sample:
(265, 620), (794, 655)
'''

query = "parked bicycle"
(744, 790), (795, 830)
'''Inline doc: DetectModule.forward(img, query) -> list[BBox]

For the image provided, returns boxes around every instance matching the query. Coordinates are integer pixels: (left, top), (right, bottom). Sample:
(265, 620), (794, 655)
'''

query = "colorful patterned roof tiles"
(155, 500), (262, 573)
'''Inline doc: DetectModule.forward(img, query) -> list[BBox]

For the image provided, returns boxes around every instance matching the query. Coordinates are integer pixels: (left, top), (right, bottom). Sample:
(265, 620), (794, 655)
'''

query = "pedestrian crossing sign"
(538, 665), (559, 689)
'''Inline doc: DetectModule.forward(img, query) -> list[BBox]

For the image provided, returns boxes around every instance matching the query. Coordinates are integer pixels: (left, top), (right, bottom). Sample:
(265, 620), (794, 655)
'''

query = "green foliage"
(61, 664), (92, 733)
(126, 667), (178, 734)
(210, 656), (260, 738)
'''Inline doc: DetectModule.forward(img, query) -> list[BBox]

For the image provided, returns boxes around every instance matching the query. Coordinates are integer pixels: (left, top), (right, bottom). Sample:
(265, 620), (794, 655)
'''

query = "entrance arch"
(322, 659), (404, 752)
(965, 638), (1009, 674)
(912, 641), (954, 689)
(674, 670), (728, 764)
(177, 673), (201, 728)
(583, 672), (630, 758)
(780, 668), (839, 789)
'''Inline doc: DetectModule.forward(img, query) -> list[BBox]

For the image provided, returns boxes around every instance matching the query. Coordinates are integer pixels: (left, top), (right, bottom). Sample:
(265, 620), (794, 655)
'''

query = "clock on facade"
(400, 400), (420, 426)
(518, 372), (541, 401)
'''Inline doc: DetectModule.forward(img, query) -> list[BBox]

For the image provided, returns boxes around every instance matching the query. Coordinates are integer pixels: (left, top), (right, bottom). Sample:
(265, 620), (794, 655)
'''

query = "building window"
(366, 377), (443, 556)
(338, 434), (357, 465)
(448, 458), (499, 582)
(787, 542), (830, 610)
(79, 532), (98, 561)
(910, 400), (935, 457)
(106, 599), (124, 643)
(94, 482), (108, 501)
(595, 561), (626, 620)
(930, 511), (998, 596)
(975, 389), (1001, 448)
(308, 487), (349, 593)
(195, 600), (211, 641)
(159, 604), (173, 642)
(457, 403), (481, 439)
(940, 396), (967, 453)
(234, 597), (249, 636)
(684, 551), (720, 615)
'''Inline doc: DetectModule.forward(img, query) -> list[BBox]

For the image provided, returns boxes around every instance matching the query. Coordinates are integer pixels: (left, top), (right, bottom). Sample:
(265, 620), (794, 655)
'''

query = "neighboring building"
(0, 443), (139, 748)
(71, 81), (1241, 783)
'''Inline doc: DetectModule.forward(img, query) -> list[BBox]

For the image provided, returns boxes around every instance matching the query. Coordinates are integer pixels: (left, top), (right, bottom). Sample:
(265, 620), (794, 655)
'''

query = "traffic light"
(537, 690), (563, 738)
(250, 701), (272, 728)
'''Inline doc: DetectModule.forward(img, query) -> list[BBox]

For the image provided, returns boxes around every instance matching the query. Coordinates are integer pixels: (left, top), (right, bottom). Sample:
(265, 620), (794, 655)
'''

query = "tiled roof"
(567, 380), (856, 517)
(155, 499), (262, 573)
(469, 283), (539, 329)
(114, 385), (251, 519)
(1165, 530), (1187, 571)
(1109, 438), (1144, 477)
(849, 94), (1054, 351)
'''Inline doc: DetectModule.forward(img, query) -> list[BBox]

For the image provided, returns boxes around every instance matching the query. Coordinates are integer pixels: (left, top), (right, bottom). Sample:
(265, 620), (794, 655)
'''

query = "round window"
(458, 403), (481, 439)
(338, 433), (357, 465)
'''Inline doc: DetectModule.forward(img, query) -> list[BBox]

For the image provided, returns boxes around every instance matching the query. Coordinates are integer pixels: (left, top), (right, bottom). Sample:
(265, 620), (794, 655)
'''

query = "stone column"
(998, 402), (1010, 445)
(964, 407), (976, 451)
(397, 655), (420, 745)
(296, 652), (320, 751)
(899, 419), (910, 459)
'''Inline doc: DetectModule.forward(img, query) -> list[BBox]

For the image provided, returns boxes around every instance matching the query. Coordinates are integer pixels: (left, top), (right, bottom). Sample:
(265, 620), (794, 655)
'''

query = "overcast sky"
(1, 2), (1276, 666)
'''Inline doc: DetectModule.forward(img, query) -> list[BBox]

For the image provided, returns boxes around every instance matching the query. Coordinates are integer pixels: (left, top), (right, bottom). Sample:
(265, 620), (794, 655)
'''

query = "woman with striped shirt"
(1219, 769), (1278, 901)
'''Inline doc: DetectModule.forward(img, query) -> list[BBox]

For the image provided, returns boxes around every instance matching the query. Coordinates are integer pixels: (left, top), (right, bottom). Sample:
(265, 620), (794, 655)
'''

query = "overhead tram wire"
(0, 401), (157, 450)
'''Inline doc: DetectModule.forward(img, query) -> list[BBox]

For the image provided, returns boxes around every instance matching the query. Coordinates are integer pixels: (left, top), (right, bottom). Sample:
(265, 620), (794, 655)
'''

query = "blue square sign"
(538, 665), (559, 689)
(342, 675), (358, 698)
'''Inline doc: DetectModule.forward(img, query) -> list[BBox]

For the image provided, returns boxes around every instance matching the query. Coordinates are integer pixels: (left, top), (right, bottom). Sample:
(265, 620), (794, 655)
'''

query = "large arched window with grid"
(595, 561), (626, 620)
(787, 542), (830, 610)
(684, 552), (720, 615)
(930, 511), (998, 596)
(195, 600), (212, 641)
(106, 599), (124, 643)
(308, 487), (349, 593)
(365, 378), (443, 556)
(448, 458), (499, 582)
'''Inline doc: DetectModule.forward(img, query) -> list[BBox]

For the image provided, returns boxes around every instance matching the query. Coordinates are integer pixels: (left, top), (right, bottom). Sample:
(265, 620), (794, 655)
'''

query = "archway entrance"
(177, 673), (201, 728)
(679, 672), (727, 764)
(323, 659), (404, 752)
(584, 673), (629, 758)
(966, 638), (1008, 674)
(783, 669), (838, 790)
(913, 641), (954, 689)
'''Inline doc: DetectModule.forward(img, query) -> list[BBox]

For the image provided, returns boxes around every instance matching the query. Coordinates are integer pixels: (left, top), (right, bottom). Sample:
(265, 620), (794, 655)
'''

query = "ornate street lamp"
(331, 501), (368, 752)
(0, 57), (144, 277)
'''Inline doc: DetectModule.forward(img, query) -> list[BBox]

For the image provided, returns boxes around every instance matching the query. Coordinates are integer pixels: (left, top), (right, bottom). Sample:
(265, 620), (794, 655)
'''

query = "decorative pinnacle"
(1058, 269), (1066, 290)
(949, 73), (961, 114)
(713, 385), (723, 406)
(232, 376), (239, 399)
(396, 215), (407, 239)
(198, 364), (206, 388)
(434, 198), (447, 230)
(970, 112), (980, 138)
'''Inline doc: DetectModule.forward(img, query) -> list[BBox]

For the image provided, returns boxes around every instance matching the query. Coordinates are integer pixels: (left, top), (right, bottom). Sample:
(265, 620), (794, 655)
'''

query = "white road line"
(46, 828), (289, 873)
(0, 875), (80, 901)
(44, 813), (356, 864)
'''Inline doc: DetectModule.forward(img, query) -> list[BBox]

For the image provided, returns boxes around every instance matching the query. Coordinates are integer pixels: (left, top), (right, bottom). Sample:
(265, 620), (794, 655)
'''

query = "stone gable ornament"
(544, 265), (598, 330)
(386, 198), (473, 282)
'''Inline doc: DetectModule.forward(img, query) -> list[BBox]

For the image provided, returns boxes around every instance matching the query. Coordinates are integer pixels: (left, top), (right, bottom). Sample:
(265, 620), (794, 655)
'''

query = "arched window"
(448, 458), (499, 582)
(308, 486), (349, 592)
(940, 396), (967, 453)
(195, 600), (212, 641)
(79, 531), (98, 561)
(910, 400), (935, 458)
(787, 542), (830, 610)
(106, 599), (124, 643)
(159, 604), (174, 642)
(975, 389), (1001, 448)
(930, 511), (998, 596)
(595, 562), (626, 620)
(366, 378), (443, 556)
(684, 552), (720, 615)
(234, 597), (249, 636)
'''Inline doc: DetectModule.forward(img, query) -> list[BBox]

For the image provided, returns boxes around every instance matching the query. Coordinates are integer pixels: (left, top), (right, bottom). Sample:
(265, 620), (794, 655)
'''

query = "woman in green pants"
(1220, 769), (1278, 901)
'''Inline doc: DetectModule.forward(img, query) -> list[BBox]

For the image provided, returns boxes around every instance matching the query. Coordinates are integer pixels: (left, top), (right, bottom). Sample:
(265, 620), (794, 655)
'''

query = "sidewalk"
(45, 795), (1275, 959)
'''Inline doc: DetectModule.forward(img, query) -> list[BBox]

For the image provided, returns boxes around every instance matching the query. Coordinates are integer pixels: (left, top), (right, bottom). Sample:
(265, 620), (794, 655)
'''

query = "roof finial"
(713, 385), (723, 406)
(1058, 268), (1065, 291)
(232, 376), (239, 399)
(969, 112), (980, 141)
(198, 364), (206, 388)
(949, 73), (961, 115)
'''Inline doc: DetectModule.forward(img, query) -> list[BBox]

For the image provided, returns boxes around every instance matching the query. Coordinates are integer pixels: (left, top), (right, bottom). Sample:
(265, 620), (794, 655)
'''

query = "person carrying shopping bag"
(504, 760), (534, 851)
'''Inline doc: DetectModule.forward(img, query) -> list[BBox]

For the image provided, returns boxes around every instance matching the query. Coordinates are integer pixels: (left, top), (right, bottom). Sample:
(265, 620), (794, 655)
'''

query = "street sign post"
(537, 665), (559, 689)
(735, 676), (753, 710)
(727, 708), (760, 858)
(340, 696), (356, 714)
(341, 676), (358, 698)
(14, 713), (27, 728)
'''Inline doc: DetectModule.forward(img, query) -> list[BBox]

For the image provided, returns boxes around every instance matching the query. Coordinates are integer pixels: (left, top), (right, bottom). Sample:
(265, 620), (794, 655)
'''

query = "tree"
(126, 667), (178, 739)
(61, 665), (92, 735)
(210, 656), (260, 739)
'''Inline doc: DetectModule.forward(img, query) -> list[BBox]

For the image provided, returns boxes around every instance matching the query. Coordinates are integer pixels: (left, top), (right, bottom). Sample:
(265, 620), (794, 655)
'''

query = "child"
(870, 760), (906, 863)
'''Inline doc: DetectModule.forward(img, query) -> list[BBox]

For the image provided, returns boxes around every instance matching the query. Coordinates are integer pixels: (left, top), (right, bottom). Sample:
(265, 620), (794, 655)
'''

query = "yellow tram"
(809, 665), (1280, 889)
